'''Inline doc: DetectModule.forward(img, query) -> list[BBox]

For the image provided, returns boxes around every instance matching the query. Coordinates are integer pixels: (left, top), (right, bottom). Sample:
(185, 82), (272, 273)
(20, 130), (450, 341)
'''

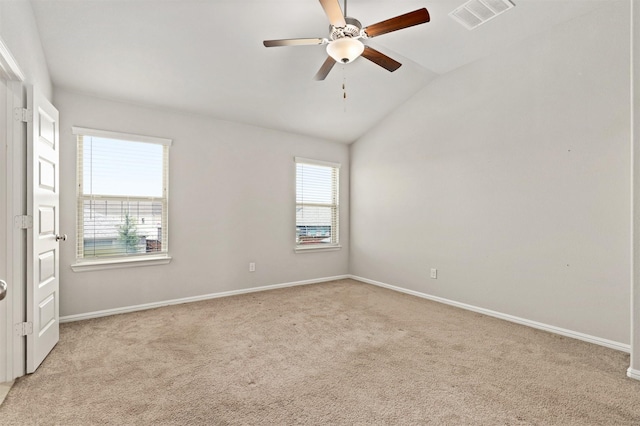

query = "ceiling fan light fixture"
(326, 37), (364, 64)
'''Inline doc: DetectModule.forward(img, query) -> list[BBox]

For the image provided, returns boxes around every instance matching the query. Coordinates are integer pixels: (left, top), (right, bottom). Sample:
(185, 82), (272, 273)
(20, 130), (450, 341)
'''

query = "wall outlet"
(249, 262), (256, 272)
(430, 268), (437, 279)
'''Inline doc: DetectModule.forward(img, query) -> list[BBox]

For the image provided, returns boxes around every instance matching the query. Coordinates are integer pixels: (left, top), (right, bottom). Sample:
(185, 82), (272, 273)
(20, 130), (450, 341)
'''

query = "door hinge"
(14, 215), (33, 229)
(14, 107), (32, 123)
(15, 322), (33, 337)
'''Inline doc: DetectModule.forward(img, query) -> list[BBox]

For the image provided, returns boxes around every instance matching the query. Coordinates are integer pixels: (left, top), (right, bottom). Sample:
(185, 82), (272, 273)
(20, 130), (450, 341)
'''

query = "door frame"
(0, 37), (26, 382)
(630, 0), (640, 380)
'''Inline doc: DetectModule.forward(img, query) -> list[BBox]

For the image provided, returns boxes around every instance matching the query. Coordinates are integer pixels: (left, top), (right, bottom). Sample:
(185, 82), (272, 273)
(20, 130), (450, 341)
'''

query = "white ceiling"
(30, 0), (609, 144)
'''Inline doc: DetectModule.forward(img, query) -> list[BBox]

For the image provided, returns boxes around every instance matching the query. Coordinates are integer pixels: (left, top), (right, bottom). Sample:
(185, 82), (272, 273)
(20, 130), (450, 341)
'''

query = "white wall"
(0, 0), (51, 97)
(350, 2), (631, 344)
(55, 89), (349, 316)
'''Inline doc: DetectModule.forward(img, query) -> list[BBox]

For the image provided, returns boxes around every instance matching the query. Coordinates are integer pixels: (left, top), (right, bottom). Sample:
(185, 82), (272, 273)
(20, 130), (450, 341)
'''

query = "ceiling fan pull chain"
(343, 67), (347, 112)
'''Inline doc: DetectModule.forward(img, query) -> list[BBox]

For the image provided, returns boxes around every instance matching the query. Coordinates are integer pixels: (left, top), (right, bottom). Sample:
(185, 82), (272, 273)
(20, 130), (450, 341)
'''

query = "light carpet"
(1, 279), (639, 425)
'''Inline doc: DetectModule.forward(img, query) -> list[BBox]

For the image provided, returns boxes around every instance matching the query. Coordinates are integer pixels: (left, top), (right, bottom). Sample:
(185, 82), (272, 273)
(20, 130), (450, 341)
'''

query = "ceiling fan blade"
(319, 0), (346, 28)
(361, 46), (402, 72)
(263, 38), (325, 47)
(363, 8), (430, 38)
(313, 56), (336, 81)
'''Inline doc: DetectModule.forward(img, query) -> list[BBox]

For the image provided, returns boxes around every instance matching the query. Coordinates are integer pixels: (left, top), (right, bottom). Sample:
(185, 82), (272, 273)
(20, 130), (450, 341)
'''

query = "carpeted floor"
(1, 279), (639, 425)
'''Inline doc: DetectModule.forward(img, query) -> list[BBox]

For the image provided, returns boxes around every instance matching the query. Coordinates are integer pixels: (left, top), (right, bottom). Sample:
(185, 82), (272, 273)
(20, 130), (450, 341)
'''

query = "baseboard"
(627, 368), (640, 381)
(350, 275), (631, 354)
(61, 273), (632, 355)
(0, 381), (14, 407)
(60, 275), (350, 323)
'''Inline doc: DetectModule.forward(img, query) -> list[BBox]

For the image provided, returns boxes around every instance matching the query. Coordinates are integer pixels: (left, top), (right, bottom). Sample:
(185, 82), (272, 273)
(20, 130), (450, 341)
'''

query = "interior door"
(26, 86), (60, 373)
(0, 76), (8, 382)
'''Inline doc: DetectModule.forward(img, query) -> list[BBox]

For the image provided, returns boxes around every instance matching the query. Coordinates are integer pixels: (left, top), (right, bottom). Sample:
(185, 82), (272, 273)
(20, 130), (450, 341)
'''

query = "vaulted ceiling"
(30, 0), (609, 143)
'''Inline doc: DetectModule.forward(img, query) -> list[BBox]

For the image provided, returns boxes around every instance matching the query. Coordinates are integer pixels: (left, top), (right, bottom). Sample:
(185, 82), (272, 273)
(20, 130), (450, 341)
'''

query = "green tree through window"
(118, 212), (139, 253)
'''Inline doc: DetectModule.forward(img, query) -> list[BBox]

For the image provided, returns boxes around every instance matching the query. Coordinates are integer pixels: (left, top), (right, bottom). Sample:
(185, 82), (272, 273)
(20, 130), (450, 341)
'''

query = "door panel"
(26, 86), (60, 374)
(39, 207), (55, 235)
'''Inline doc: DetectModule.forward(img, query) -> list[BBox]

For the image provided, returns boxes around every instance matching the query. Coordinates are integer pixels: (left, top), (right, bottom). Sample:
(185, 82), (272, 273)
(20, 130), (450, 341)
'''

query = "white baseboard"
(350, 275), (631, 354)
(60, 273), (632, 356)
(628, 368), (640, 381)
(60, 275), (350, 323)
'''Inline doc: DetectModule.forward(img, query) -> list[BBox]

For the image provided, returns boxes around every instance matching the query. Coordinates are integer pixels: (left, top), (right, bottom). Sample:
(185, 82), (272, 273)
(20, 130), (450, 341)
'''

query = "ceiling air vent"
(450, 0), (515, 30)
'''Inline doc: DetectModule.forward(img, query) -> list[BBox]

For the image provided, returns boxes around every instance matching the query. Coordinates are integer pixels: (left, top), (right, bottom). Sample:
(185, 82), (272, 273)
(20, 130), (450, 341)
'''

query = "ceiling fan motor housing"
(329, 17), (363, 41)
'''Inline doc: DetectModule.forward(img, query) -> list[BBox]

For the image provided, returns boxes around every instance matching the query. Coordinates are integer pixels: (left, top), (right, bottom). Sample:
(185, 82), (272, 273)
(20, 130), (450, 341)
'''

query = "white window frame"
(70, 127), (172, 272)
(295, 157), (341, 253)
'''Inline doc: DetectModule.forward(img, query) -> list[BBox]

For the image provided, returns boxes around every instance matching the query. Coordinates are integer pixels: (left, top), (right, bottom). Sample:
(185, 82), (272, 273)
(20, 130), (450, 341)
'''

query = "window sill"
(295, 244), (342, 253)
(71, 255), (172, 272)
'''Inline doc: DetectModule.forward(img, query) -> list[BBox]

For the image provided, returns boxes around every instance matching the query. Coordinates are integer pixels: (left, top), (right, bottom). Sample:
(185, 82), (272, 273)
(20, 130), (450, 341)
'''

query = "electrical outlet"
(249, 262), (256, 272)
(430, 268), (437, 279)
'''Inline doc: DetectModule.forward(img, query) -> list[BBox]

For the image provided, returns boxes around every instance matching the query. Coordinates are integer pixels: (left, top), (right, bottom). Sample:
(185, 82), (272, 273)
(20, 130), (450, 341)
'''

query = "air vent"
(450, 0), (515, 30)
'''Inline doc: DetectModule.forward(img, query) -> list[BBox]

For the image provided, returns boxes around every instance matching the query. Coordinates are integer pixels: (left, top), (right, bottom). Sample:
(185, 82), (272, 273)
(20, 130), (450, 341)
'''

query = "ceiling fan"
(263, 0), (430, 80)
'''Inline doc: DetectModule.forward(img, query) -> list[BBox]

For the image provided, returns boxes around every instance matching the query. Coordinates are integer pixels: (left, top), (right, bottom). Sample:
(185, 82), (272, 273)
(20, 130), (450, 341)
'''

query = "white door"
(26, 86), (61, 373)
(0, 75), (8, 382)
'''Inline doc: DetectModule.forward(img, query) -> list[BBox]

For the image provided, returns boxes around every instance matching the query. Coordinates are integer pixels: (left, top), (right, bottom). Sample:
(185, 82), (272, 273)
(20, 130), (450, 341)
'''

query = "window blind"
(74, 127), (171, 260)
(295, 157), (340, 247)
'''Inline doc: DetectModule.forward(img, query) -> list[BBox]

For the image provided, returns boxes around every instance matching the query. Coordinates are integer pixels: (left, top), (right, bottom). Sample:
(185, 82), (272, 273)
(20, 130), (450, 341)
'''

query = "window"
(72, 127), (171, 270)
(295, 157), (340, 251)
